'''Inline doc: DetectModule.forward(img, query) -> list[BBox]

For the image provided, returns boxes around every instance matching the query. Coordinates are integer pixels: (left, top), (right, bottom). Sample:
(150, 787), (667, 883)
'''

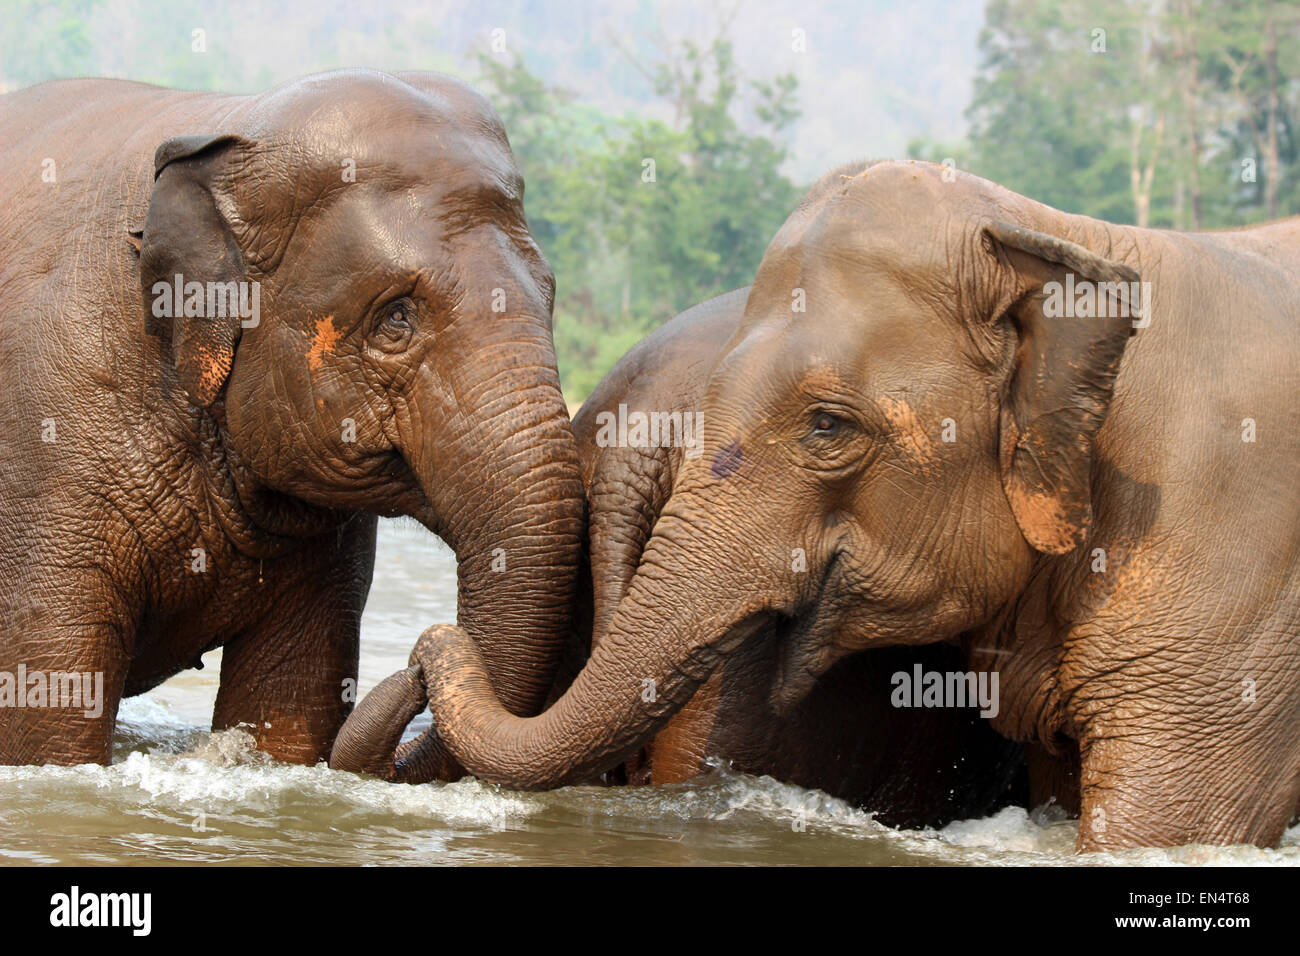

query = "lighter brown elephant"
(404, 161), (1300, 851)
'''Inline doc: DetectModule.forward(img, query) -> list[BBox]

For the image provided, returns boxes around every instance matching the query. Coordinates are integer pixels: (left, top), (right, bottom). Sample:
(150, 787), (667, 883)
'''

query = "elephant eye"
(809, 410), (852, 440)
(812, 413), (840, 436)
(800, 406), (869, 473)
(370, 297), (416, 351)
(382, 301), (412, 330)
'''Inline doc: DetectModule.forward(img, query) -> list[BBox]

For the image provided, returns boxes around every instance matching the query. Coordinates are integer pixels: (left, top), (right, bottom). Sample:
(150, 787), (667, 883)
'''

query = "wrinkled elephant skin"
(0, 71), (583, 770)
(413, 161), (1300, 852)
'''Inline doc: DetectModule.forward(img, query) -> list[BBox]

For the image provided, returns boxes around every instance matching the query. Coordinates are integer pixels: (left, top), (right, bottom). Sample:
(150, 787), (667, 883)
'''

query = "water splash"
(3, 524), (1294, 867)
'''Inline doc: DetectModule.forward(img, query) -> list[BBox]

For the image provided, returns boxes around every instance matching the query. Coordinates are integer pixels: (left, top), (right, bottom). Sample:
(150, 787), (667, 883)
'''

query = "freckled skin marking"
(307, 315), (342, 371)
(194, 344), (232, 404)
(878, 396), (935, 466)
(712, 440), (743, 478)
(798, 368), (850, 393)
(1005, 480), (1079, 554)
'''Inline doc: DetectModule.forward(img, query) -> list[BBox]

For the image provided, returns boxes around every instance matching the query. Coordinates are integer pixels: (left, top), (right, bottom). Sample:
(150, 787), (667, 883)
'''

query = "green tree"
(0, 0), (99, 90)
(477, 40), (801, 402)
(965, 0), (1299, 229)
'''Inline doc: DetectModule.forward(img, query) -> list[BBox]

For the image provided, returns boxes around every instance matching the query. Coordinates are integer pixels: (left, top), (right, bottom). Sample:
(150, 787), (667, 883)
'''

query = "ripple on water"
(2, 523), (1296, 866)
(1, 726), (1298, 866)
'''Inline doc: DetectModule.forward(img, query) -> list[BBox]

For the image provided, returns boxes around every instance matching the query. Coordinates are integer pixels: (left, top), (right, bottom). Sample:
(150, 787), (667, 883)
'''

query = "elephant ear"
(139, 134), (252, 407)
(982, 221), (1140, 555)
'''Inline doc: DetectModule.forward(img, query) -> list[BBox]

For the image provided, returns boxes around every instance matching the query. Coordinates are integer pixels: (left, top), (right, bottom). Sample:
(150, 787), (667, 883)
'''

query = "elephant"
(404, 160), (1300, 851)
(334, 287), (1027, 827)
(0, 70), (583, 770)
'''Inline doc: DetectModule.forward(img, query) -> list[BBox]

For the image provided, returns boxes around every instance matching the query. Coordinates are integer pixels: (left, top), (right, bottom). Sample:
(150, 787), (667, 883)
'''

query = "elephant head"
(136, 71), (584, 776)
(406, 159), (1141, 788)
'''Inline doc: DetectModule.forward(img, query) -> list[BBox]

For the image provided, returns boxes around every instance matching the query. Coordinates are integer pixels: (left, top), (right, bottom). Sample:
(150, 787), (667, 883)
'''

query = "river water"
(1, 521), (1296, 866)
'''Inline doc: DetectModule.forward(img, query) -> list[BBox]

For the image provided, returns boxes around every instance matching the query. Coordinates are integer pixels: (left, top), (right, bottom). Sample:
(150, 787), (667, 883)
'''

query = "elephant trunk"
(332, 328), (586, 781)
(436, 390), (584, 714)
(410, 364), (584, 762)
(415, 507), (783, 789)
(328, 667), (428, 779)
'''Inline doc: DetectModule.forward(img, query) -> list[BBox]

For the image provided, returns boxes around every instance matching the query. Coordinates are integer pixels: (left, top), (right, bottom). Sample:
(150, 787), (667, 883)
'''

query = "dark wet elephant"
(336, 288), (1025, 827)
(0, 71), (583, 769)
(410, 160), (1300, 851)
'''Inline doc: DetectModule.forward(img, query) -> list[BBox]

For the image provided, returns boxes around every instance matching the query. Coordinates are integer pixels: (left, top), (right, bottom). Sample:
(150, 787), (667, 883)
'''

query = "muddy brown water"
(1, 521), (1295, 866)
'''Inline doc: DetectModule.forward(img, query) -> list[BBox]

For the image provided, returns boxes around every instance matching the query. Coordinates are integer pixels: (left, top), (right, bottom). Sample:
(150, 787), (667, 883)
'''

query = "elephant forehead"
(305, 123), (520, 198)
(264, 175), (537, 303)
(796, 366), (853, 393)
(366, 125), (519, 192)
(247, 77), (521, 196)
(719, 310), (922, 409)
(762, 172), (979, 290)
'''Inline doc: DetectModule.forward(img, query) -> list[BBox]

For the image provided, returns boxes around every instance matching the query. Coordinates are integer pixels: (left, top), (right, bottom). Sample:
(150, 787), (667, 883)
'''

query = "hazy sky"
(9, 0), (989, 182)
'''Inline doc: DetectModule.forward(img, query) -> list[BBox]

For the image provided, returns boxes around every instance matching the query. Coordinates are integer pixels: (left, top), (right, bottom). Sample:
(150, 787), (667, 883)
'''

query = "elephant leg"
(0, 599), (129, 766)
(213, 617), (359, 764)
(1076, 720), (1300, 851)
(212, 525), (374, 764)
(647, 671), (723, 784)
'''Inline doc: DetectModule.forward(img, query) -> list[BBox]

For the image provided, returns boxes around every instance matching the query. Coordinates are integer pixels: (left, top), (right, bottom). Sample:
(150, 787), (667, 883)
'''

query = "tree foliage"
(6, 1), (1295, 402)
(960, 0), (1299, 228)
(477, 41), (800, 400)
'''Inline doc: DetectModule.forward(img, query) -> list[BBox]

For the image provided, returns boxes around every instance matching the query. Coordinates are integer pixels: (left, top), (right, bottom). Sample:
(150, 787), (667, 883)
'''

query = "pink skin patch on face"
(307, 315), (341, 372)
(191, 344), (232, 405)
(1004, 478), (1080, 555)
(878, 396), (935, 466)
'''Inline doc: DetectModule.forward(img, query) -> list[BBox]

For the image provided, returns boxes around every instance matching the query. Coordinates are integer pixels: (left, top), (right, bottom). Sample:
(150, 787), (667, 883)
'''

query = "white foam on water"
(925, 804), (1300, 866)
(1, 734), (1297, 865)
(2, 524), (1291, 865)
(576, 763), (1300, 867)
(0, 727), (541, 830)
(936, 805), (1079, 858)
(533, 763), (891, 837)
(694, 762), (889, 832)
(118, 695), (191, 728)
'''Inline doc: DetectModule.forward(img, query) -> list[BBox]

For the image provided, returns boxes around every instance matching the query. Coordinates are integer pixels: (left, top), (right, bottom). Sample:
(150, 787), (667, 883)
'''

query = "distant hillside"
(0, 0), (984, 181)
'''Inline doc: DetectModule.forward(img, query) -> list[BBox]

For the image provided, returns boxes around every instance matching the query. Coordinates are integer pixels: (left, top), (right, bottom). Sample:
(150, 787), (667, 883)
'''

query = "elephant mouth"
(361, 451), (444, 533)
(770, 552), (846, 714)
